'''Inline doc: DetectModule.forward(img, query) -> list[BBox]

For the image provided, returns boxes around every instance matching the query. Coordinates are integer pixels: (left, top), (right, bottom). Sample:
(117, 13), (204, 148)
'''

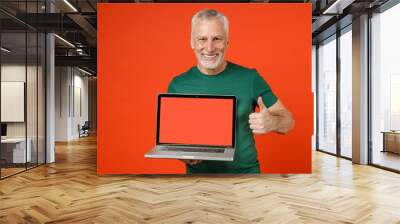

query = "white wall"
(72, 73), (89, 137)
(55, 66), (69, 141)
(1, 65), (38, 137)
(55, 67), (89, 141)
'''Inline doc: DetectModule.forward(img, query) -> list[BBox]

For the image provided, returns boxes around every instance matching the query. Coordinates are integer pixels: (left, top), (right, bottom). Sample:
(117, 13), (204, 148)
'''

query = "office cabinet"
(382, 131), (400, 154)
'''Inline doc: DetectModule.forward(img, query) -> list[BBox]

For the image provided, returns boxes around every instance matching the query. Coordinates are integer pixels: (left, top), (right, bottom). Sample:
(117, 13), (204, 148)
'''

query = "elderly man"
(168, 9), (294, 174)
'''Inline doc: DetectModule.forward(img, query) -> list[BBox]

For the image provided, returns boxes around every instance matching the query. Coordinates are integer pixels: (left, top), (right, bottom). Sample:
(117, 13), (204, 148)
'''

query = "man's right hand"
(179, 159), (202, 165)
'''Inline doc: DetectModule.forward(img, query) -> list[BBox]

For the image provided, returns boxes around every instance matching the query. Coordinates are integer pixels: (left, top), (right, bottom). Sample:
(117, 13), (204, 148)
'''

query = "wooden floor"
(0, 167), (26, 178)
(1, 135), (400, 223)
(373, 150), (400, 171)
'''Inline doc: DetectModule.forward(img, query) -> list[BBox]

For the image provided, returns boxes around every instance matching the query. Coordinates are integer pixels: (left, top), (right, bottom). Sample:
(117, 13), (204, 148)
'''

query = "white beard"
(199, 53), (224, 70)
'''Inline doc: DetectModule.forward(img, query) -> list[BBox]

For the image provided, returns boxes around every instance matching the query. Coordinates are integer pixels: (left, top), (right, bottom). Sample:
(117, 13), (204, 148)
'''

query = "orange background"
(159, 97), (234, 146)
(97, 3), (313, 174)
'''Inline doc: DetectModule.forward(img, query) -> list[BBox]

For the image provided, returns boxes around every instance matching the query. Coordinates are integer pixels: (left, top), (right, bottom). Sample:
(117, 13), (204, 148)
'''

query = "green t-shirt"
(167, 62), (278, 174)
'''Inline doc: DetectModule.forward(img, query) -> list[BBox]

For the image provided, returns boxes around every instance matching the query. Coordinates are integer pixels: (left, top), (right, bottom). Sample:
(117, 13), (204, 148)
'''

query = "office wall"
(55, 67), (69, 141)
(98, 3), (313, 174)
(73, 72), (89, 137)
(55, 67), (89, 141)
(1, 65), (40, 138)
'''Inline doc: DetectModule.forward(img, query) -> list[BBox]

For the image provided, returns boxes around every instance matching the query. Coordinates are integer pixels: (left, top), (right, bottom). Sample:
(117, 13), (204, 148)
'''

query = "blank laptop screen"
(158, 96), (235, 147)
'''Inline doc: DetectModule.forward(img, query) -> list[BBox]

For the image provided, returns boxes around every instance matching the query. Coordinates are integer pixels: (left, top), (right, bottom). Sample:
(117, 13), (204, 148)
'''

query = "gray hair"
(191, 9), (229, 37)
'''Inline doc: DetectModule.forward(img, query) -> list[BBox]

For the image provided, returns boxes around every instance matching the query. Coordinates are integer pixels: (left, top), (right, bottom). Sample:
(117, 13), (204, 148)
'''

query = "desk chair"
(78, 121), (90, 138)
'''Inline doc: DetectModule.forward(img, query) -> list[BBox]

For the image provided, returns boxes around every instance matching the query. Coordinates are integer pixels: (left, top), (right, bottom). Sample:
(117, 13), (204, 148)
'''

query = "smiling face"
(191, 18), (229, 75)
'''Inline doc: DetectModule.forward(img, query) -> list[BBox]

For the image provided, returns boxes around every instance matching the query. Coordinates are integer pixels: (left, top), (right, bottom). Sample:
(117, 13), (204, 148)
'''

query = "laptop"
(145, 93), (237, 161)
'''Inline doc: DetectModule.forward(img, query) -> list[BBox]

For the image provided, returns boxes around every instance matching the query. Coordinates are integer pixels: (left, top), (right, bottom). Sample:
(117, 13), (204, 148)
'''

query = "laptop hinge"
(160, 144), (226, 149)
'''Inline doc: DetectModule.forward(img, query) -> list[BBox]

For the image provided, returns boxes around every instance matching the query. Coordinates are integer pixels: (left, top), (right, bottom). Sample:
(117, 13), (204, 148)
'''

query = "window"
(317, 35), (337, 154)
(339, 27), (352, 158)
(371, 2), (400, 171)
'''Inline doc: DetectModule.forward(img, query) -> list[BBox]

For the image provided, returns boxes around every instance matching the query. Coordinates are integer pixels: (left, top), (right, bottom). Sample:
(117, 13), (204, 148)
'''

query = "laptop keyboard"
(160, 147), (225, 153)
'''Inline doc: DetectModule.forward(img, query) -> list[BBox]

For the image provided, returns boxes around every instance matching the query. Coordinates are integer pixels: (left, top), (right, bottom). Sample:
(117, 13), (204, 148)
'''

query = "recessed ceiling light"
(323, 0), (355, 15)
(1, 47), (11, 53)
(77, 67), (93, 76)
(63, 0), (78, 12)
(54, 34), (75, 48)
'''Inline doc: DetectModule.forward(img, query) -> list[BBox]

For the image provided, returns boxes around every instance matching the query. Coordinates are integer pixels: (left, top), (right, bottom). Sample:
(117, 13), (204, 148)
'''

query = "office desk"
(1, 138), (31, 164)
(381, 131), (400, 154)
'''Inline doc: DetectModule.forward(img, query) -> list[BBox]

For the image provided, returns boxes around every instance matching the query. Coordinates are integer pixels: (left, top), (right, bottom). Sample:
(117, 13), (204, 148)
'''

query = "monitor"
(1, 123), (7, 137)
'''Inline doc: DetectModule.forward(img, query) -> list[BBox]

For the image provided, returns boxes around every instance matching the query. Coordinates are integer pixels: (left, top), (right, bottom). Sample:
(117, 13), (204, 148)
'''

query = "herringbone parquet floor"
(1, 135), (400, 224)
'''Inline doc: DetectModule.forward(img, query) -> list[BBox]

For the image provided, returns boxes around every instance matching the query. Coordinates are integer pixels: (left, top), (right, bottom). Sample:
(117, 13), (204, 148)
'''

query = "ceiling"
(0, 0), (97, 74)
(0, 0), (393, 75)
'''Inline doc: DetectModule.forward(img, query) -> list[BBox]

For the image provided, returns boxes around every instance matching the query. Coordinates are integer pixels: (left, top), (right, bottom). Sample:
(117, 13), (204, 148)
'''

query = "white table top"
(1, 138), (28, 143)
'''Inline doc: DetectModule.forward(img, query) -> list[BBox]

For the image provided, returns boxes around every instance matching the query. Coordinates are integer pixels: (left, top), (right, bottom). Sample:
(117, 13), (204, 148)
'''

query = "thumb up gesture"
(249, 97), (276, 134)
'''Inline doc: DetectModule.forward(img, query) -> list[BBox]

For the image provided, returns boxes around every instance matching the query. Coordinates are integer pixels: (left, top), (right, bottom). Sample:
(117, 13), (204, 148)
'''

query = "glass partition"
(1, 30), (28, 177)
(0, 1), (46, 179)
(317, 35), (337, 154)
(27, 30), (38, 169)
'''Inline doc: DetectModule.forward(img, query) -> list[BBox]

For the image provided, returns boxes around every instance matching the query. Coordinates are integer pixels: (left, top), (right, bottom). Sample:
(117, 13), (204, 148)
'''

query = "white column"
(46, 32), (55, 163)
(352, 14), (369, 164)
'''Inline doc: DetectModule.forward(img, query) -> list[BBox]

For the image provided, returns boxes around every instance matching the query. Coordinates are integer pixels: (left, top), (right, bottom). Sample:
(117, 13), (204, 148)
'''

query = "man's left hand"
(248, 97), (276, 134)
